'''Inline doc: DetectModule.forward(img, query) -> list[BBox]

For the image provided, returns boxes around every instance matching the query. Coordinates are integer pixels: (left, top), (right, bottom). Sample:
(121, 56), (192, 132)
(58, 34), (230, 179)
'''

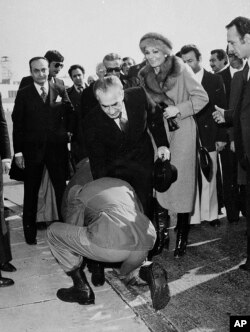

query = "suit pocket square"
(55, 95), (62, 102)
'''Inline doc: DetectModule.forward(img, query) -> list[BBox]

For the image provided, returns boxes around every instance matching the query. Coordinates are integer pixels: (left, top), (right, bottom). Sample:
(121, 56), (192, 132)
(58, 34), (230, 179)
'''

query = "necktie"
(78, 86), (83, 93)
(119, 114), (128, 133)
(40, 86), (47, 103)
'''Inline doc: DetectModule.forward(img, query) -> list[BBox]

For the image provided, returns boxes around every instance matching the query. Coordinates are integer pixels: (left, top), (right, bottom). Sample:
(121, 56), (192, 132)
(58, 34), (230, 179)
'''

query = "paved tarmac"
(1, 176), (250, 332)
(0, 177), (152, 332)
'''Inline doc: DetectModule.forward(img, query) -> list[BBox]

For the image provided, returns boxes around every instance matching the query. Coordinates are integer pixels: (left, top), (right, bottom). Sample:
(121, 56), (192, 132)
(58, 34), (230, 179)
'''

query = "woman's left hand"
(163, 106), (180, 119)
(157, 146), (170, 161)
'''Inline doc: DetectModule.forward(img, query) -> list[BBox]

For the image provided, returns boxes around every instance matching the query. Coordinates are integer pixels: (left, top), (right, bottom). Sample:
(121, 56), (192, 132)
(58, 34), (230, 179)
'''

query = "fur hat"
(139, 33), (173, 55)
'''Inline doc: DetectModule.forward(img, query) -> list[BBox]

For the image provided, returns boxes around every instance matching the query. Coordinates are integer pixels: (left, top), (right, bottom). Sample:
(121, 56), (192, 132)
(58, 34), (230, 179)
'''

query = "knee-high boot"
(148, 198), (170, 260)
(174, 213), (189, 258)
(57, 267), (95, 304)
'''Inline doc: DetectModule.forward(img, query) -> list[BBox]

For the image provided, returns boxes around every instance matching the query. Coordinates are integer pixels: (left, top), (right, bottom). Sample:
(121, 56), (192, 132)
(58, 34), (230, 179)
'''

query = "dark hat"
(139, 32), (173, 55)
(153, 158), (177, 193)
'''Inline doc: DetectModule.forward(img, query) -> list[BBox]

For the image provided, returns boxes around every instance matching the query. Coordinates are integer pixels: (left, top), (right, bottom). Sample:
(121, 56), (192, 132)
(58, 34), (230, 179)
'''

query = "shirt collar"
(194, 67), (204, 84)
(34, 81), (49, 95)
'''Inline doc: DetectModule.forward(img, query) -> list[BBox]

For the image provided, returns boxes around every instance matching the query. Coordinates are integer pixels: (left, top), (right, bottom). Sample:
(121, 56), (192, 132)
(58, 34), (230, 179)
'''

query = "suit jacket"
(67, 85), (87, 161)
(83, 87), (169, 179)
(0, 93), (11, 160)
(19, 76), (64, 90)
(218, 67), (231, 107)
(195, 70), (227, 151)
(12, 81), (75, 162)
(227, 65), (250, 167)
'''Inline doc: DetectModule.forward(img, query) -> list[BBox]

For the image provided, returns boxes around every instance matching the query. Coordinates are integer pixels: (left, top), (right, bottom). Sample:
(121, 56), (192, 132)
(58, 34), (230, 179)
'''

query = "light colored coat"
(140, 58), (209, 212)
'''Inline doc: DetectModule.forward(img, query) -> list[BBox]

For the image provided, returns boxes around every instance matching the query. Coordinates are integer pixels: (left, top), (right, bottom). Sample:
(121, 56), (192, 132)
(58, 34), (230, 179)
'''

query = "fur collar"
(139, 55), (184, 104)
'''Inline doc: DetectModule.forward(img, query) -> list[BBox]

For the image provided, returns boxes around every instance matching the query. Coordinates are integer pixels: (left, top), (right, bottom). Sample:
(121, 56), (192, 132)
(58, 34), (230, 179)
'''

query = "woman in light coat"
(138, 33), (208, 257)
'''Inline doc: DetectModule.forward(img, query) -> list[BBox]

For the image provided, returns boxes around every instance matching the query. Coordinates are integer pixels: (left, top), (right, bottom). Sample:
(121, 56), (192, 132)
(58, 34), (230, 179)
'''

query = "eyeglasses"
(106, 67), (121, 73)
(54, 62), (64, 68)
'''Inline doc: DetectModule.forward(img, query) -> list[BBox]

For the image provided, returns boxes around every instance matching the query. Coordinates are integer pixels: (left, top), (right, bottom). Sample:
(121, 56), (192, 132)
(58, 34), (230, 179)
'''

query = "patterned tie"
(40, 86), (47, 103)
(78, 86), (83, 93)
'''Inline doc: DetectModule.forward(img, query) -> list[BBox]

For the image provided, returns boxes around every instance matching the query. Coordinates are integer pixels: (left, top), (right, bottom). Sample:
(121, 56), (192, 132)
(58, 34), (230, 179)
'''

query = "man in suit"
(67, 64), (87, 164)
(84, 75), (169, 219)
(12, 57), (75, 245)
(218, 47), (246, 223)
(0, 92), (16, 287)
(19, 50), (65, 89)
(181, 44), (227, 226)
(209, 49), (229, 214)
(213, 16), (250, 272)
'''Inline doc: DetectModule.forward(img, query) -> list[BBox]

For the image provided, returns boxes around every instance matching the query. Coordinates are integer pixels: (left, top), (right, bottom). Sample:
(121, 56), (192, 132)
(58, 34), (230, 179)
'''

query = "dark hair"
(44, 50), (64, 64)
(93, 76), (123, 98)
(175, 51), (182, 58)
(180, 44), (201, 60)
(103, 53), (121, 63)
(68, 64), (85, 78)
(29, 57), (48, 69)
(122, 57), (136, 64)
(226, 16), (250, 39)
(211, 49), (228, 64)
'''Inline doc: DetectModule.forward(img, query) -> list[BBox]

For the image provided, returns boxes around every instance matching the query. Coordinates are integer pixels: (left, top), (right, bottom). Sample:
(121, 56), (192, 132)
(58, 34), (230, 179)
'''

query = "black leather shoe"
(57, 285), (95, 304)
(0, 276), (14, 287)
(26, 239), (37, 245)
(90, 262), (105, 287)
(0, 262), (17, 272)
(239, 264), (250, 273)
(57, 268), (95, 305)
(209, 219), (221, 227)
(139, 262), (170, 310)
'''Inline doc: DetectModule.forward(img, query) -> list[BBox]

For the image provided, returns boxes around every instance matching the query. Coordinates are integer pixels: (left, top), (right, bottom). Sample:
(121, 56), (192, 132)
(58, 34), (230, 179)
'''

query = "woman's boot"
(174, 213), (189, 258)
(148, 199), (170, 259)
(57, 267), (95, 305)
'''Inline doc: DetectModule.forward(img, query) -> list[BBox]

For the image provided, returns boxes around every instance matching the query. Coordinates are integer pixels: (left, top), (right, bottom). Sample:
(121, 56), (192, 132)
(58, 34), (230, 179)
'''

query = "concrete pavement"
(1, 176), (154, 332)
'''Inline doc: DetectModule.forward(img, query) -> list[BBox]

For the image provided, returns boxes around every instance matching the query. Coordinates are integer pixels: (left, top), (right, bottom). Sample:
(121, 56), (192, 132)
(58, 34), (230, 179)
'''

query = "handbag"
(9, 157), (24, 181)
(191, 99), (213, 182)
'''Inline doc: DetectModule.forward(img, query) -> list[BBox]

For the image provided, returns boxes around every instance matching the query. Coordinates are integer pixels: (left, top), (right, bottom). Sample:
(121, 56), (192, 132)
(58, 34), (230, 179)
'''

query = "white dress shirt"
(194, 68), (204, 84)
(34, 81), (49, 96)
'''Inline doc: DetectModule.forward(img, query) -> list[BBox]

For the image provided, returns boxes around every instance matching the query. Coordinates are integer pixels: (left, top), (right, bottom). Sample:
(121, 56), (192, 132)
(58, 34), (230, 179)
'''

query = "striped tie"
(40, 86), (47, 103)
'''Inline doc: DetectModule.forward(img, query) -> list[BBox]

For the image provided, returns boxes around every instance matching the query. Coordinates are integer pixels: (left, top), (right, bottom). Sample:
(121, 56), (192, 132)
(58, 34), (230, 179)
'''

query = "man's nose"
(228, 44), (234, 52)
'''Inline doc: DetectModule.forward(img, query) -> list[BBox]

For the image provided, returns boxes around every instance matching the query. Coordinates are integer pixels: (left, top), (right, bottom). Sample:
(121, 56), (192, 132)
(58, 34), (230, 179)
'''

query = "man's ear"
(244, 33), (250, 44)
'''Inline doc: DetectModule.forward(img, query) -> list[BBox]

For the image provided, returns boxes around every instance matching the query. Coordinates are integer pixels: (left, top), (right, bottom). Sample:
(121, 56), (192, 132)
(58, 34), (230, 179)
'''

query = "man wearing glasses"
(19, 50), (65, 89)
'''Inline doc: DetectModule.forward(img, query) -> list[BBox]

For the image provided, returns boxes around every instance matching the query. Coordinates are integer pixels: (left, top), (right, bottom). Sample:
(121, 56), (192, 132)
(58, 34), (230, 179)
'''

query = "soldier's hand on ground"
(157, 146), (170, 161)
(15, 156), (25, 169)
(213, 105), (226, 123)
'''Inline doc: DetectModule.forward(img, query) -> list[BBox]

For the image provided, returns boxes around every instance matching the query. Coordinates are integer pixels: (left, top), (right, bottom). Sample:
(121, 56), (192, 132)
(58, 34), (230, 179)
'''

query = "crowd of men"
(1, 15), (250, 311)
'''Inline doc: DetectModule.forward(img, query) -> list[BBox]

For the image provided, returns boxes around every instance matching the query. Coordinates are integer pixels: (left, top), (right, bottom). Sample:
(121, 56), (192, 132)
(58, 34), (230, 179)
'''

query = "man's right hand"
(15, 156), (25, 169)
(212, 105), (226, 124)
